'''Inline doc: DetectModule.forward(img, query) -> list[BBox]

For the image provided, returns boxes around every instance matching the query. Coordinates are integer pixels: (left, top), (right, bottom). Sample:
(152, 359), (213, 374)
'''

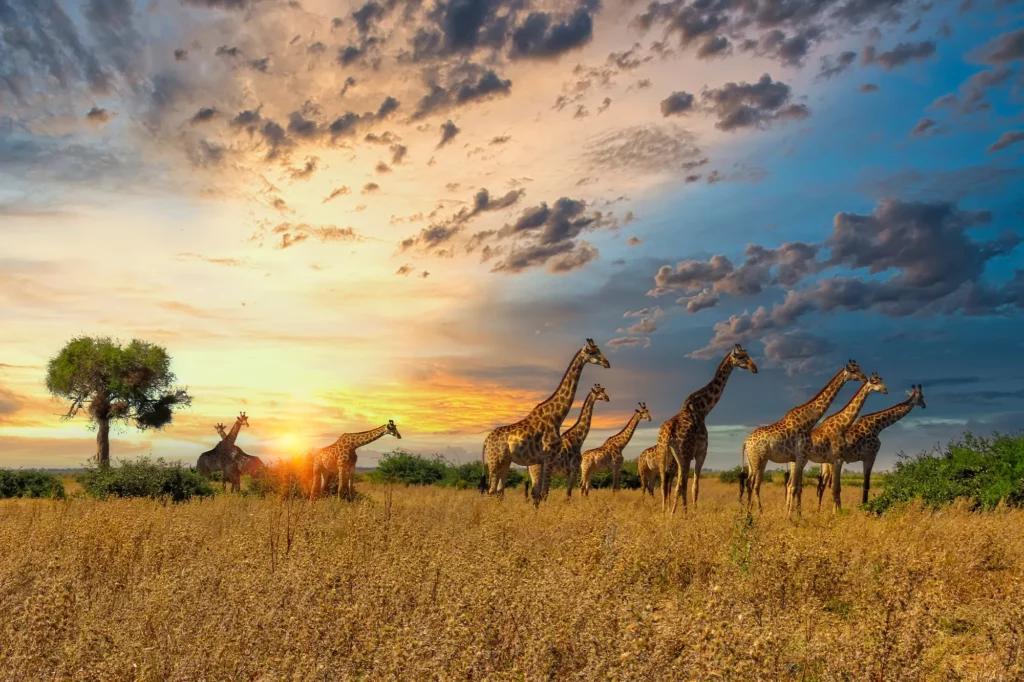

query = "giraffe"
(819, 384), (927, 510)
(637, 445), (676, 498)
(311, 420), (402, 500)
(580, 403), (652, 496)
(196, 412), (249, 492)
(214, 422), (265, 486)
(523, 383), (610, 501)
(804, 372), (888, 511)
(656, 344), (759, 513)
(482, 339), (610, 505)
(742, 360), (867, 516)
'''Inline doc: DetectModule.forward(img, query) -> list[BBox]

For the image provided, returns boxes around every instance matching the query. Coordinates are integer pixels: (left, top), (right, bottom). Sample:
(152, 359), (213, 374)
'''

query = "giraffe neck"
(223, 418), (244, 447)
(533, 349), (588, 425)
(347, 424), (390, 448)
(564, 392), (599, 448)
(683, 354), (735, 420)
(607, 412), (642, 450)
(789, 368), (853, 426)
(821, 382), (875, 432)
(857, 400), (916, 437)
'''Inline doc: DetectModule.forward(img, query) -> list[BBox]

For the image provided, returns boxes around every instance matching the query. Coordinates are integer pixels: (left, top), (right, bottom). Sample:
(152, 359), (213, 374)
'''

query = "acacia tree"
(45, 336), (192, 467)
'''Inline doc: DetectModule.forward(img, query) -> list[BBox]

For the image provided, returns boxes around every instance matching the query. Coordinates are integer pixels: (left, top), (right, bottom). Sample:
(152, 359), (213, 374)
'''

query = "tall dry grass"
(1, 480), (1023, 681)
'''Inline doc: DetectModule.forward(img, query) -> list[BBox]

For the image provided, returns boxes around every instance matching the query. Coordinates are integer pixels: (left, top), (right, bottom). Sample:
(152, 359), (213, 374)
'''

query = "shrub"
(718, 466), (744, 484)
(78, 457), (214, 502)
(865, 431), (1024, 514)
(0, 469), (66, 499)
(370, 450), (447, 486)
(246, 460), (306, 498)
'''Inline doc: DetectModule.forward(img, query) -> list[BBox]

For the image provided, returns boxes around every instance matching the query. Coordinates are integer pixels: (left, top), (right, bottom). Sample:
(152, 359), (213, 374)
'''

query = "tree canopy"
(46, 336), (192, 466)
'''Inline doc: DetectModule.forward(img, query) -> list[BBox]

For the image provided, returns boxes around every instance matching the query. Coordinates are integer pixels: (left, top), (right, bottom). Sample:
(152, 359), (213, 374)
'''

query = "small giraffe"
(482, 339), (610, 506)
(214, 422), (265, 486)
(637, 445), (676, 498)
(580, 403), (652, 496)
(312, 420), (402, 500)
(743, 360), (867, 516)
(196, 412), (249, 492)
(524, 384), (610, 501)
(805, 372), (888, 511)
(656, 344), (758, 513)
(819, 384), (927, 509)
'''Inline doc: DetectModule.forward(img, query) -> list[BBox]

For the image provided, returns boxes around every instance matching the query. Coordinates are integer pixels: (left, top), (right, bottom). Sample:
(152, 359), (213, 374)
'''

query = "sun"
(277, 433), (305, 455)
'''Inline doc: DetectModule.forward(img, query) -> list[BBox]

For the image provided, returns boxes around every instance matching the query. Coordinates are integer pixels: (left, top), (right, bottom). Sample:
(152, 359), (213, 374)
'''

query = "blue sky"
(0, 0), (1022, 470)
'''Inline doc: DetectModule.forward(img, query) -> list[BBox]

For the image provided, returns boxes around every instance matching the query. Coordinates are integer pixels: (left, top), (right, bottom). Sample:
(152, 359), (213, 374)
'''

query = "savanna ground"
(2, 478), (1023, 682)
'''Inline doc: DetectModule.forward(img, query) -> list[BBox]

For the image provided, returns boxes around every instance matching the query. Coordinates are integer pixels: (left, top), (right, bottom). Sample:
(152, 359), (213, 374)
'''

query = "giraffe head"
(385, 419), (402, 439)
(904, 384), (926, 409)
(842, 359), (868, 384)
(865, 372), (888, 395)
(214, 423), (227, 439)
(236, 411), (250, 428)
(583, 338), (611, 368)
(729, 344), (758, 374)
(591, 383), (610, 402)
(635, 402), (652, 422)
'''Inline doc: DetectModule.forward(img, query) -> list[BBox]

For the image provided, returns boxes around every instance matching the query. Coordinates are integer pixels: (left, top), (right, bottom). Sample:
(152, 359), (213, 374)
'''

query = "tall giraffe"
(312, 420), (402, 500)
(743, 360), (867, 516)
(214, 422), (265, 484)
(482, 339), (610, 505)
(805, 372), (888, 511)
(580, 403), (652, 496)
(656, 344), (758, 513)
(524, 384), (610, 501)
(196, 412), (249, 492)
(820, 384), (927, 509)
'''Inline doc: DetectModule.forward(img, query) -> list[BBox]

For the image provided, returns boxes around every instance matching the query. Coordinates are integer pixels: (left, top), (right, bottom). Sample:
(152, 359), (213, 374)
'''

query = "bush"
(865, 431), (1024, 514)
(719, 466), (744, 484)
(0, 469), (66, 499)
(78, 457), (214, 502)
(246, 460), (306, 498)
(370, 450), (447, 486)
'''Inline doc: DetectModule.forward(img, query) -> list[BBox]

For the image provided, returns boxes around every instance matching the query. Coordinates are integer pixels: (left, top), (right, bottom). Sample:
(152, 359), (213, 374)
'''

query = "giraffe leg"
(564, 465), (578, 500)
(611, 464), (621, 493)
(580, 462), (591, 498)
(537, 460), (552, 507)
(692, 437), (707, 510)
(791, 455), (807, 518)
(816, 463), (828, 512)
(831, 460), (844, 512)
(750, 455), (766, 514)
(669, 445), (685, 515)
(677, 457), (690, 513)
(493, 461), (511, 498)
(690, 463), (700, 510)
(862, 459), (874, 506)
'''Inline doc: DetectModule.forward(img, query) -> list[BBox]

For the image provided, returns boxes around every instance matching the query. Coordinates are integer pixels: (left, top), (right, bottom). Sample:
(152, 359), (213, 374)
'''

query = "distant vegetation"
(0, 469), (65, 499)
(866, 431), (1024, 514)
(77, 457), (214, 502)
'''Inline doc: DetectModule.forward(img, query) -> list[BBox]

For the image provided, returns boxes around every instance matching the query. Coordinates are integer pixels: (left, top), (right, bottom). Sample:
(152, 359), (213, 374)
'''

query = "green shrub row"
(0, 469), (66, 499)
(77, 457), (214, 502)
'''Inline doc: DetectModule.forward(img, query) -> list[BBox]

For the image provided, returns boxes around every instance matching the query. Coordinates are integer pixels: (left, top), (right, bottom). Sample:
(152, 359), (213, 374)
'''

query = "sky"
(1, 0), (1023, 471)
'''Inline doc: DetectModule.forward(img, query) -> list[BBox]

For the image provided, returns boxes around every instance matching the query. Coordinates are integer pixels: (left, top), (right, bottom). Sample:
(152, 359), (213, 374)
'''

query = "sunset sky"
(2, 0), (1022, 470)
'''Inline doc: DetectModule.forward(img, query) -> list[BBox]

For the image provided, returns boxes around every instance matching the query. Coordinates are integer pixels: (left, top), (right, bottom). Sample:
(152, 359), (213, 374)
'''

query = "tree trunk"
(96, 416), (110, 468)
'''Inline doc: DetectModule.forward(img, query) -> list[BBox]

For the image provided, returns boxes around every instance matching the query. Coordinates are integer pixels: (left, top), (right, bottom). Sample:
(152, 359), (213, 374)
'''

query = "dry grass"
(1, 480), (1023, 681)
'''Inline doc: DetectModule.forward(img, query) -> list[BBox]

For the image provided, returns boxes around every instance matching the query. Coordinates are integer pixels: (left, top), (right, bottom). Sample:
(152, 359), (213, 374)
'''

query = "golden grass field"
(2, 478), (1023, 681)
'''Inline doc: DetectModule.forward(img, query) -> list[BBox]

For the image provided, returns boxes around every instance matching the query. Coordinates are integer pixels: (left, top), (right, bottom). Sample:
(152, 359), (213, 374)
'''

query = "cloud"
(674, 199), (1023, 357)
(859, 83), (880, 93)
(977, 28), (1024, 65)
(85, 106), (114, 124)
(288, 156), (319, 180)
(933, 67), (1016, 115)
(396, 264), (414, 276)
(509, 8), (595, 60)
(390, 144), (408, 164)
(627, 236), (643, 246)
(761, 330), (835, 375)
(863, 40), (936, 70)
(910, 117), (939, 137)
(177, 252), (245, 268)
(376, 96), (400, 119)
(402, 187), (526, 252)
(607, 336), (651, 348)
(437, 120), (461, 148)
(623, 306), (665, 319)
(413, 66), (512, 118)
(817, 51), (857, 80)
(987, 131), (1024, 153)
(323, 186), (350, 203)
(362, 182), (380, 194)
(265, 222), (363, 250)
(700, 74), (810, 132)
(490, 135), (510, 145)
(617, 317), (658, 334)
(660, 91), (695, 116)
(583, 125), (706, 176)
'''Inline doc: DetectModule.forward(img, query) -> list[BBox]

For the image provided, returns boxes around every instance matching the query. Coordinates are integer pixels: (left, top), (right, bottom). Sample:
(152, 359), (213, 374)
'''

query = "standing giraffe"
(482, 339), (610, 505)
(312, 420), (402, 500)
(805, 373), (888, 511)
(580, 403), (652, 496)
(820, 384), (927, 509)
(524, 384), (610, 501)
(214, 422), (265, 486)
(196, 412), (249, 492)
(637, 445), (676, 498)
(656, 344), (759, 513)
(743, 361), (867, 516)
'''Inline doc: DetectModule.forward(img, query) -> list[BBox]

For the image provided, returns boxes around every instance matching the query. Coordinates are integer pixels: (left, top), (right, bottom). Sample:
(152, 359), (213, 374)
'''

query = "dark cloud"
(510, 8), (595, 59)
(437, 120), (461, 147)
(323, 186), (351, 203)
(248, 57), (269, 73)
(362, 182), (380, 193)
(402, 187), (526, 252)
(340, 76), (357, 97)
(328, 112), (362, 138)
(742, 27), (821, 66)
(338, 45), (364, 66)
(216, 45), (240, 58)
(190, 107), (217, 125)
(761, 330), (835, 375)
(627, 236), (643, 246)
(492, 240), (599, 274)
(353, 1), (387, 35)
(259, 119), (293, 159)
(183, 0), (253, 8)
(376, 161), (392, 173)
(669, 199), (1023, 358)
(977, 28), (1024, 65)
(859, 83), (879, 93)
(863, 40), (936, 70)
(377, 96), (400, 118)
(396, 264), (415, 276)
(700, 74), (810, 131)
(660, 91), (695, 116)
(231, 108), (262, 131)
(391, 143), (408, 164)
(910, 117), (938, 137)
(490, 135), (510, 144)
(85, 106), (114, 124)
(289, 156), (319, 180)
(264, 221), (363, 250)
(413, 65), (512, 118)
(988, 131), (1024, 153)
(186, 139), (226, 168)
(818, 51), (857, 80)
(617, 317), (658, 334)
(174, 49), (188, 61)
(934, 67), (1017, 115)
(697, 35), (731, 59)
